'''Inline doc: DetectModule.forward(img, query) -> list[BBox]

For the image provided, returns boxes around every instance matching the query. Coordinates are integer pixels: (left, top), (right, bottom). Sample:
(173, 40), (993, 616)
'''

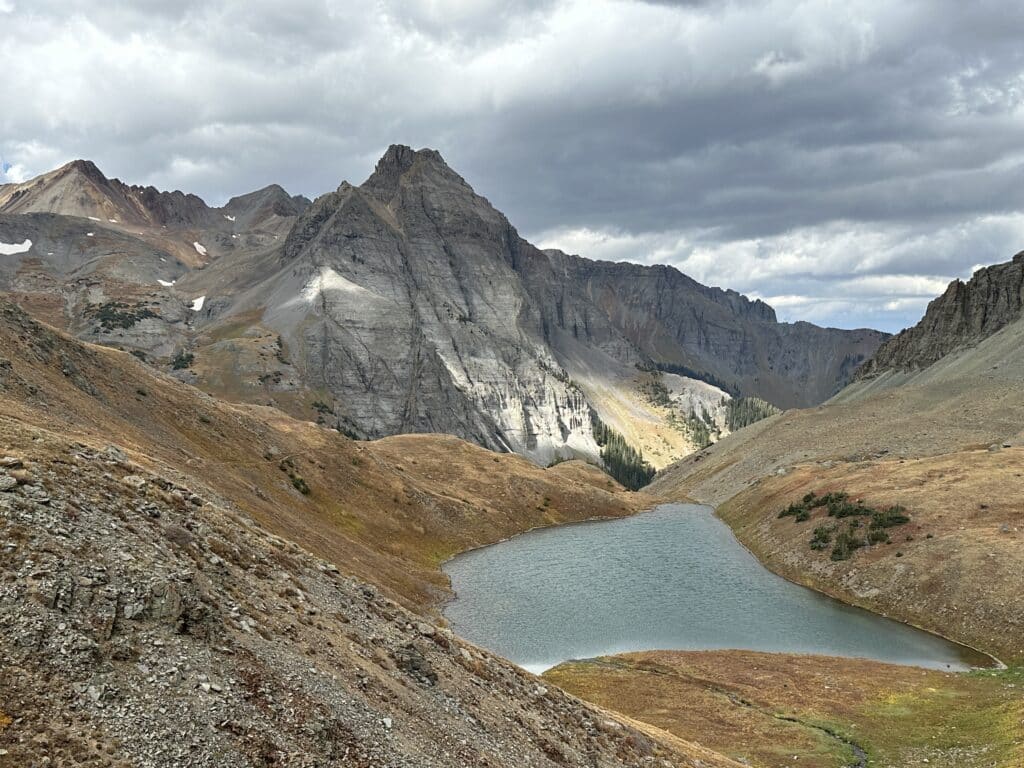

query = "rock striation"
(229, 146), (884, 462)
(0, 146), (888, 467)
(542, 250), (887, 408)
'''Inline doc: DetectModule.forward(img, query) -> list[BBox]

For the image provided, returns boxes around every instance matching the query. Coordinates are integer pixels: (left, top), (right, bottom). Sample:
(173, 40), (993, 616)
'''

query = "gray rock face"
(539, 251), (888, 409)
(219, 145), (887, 460)
(860, 252), (1024, 377)
(256, 145), (599, 463)
(221, 184), (312, 232)
(1, 146), (889, 466)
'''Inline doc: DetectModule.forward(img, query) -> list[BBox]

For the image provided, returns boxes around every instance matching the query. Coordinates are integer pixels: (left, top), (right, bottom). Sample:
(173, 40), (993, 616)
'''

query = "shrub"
(171, 350), (194, 370)
(90, 301), (158, 330)
(830, 528), (866, 561)
(868, 528), (890, 544)
(279, 457), (311, 495)
(870, 505), (911, 530)
(810, 525), (834, 550)
(781, 490), (913, 556)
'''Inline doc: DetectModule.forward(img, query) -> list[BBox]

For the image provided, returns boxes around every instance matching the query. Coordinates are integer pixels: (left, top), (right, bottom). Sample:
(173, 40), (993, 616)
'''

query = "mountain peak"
(363, 145), (453, 197)
(378, 144), (446, 171)
(859, 250), (1024, 376)
(58, 159), (109, 183)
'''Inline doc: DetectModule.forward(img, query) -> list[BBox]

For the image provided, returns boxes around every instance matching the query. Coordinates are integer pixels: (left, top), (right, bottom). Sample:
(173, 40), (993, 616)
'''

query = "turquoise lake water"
(443, 504), (988, 673)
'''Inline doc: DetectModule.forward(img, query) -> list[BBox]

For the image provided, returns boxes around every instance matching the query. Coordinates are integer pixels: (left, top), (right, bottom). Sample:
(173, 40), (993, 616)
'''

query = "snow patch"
(223, 215), (236, 222)
(108, 219), (118, 223)
(191, 296), (206, 312)
(158, 279), (176, 287)
(298, 266), (377, 304)
(87, 216), (100, 222)
(0, 239), (32, 255)
(193, 242), (207, 256)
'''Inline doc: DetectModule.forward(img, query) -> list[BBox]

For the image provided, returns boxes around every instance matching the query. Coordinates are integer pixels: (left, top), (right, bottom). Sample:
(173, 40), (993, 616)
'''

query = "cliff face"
(543, 250), (887, 408)
(859, 252), (1024, 377)
(251, 146), (883, 462)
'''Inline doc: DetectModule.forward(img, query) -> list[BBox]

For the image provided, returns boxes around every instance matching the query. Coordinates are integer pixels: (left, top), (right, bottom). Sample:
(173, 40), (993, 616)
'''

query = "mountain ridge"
(0, 145), (887, 470)
(858, 251), (1024, 378)
(0, 158), (310, 231)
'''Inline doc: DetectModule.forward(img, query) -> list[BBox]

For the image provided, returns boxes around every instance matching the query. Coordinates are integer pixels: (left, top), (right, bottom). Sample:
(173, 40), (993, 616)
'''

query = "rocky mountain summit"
(859, 251), (1024, 377)
(0, 146), (885, 471)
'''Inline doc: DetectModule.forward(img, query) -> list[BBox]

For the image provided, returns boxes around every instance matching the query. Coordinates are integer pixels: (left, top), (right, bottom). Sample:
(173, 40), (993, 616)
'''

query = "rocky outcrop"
(859, 252), (1024, 377)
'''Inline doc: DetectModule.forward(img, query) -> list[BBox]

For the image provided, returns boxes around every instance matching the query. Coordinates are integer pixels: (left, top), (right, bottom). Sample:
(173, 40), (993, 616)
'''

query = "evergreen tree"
(725, 396), (780, 431)
(590, 412), (656, 490)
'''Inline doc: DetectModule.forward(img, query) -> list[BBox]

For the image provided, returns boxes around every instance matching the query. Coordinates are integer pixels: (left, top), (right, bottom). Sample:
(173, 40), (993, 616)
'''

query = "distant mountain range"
(0, 146), (886, 473)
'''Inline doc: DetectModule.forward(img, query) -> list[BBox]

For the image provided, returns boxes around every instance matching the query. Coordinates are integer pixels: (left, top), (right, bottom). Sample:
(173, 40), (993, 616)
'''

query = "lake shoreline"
(442, 503), (993, 673)
(708, 503), (1007, 671)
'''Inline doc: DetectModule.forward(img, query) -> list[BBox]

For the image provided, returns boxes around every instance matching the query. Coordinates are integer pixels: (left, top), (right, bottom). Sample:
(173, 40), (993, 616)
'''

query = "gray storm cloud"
(2, 0), (1023, 331)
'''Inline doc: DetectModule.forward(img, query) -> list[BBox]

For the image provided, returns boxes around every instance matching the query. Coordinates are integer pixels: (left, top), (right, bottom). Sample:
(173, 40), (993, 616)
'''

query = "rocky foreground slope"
(0, 148), (885, 469)
(0, 299), (741, 767)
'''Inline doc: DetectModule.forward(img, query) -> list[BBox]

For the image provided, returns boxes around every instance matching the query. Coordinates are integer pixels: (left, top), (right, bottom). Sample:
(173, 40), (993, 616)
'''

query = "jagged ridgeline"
(724, 396), (780, 431)
(590, 412), (656, 490)
(0, 145), (886, 474)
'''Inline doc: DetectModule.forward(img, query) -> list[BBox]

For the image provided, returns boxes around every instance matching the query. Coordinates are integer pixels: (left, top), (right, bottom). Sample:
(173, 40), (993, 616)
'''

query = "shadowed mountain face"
(0, 146), (886, 467)
(858, 252), (1024, 378)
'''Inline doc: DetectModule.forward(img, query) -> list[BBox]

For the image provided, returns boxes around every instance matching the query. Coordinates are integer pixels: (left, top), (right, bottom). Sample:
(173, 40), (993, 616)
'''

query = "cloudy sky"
(3, 0), (1024, 331)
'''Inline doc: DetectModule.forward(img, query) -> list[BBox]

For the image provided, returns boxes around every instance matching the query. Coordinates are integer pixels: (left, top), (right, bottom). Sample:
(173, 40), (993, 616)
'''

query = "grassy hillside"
(650, 317), (1024, 663)
(547, 651), (1024, 768)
